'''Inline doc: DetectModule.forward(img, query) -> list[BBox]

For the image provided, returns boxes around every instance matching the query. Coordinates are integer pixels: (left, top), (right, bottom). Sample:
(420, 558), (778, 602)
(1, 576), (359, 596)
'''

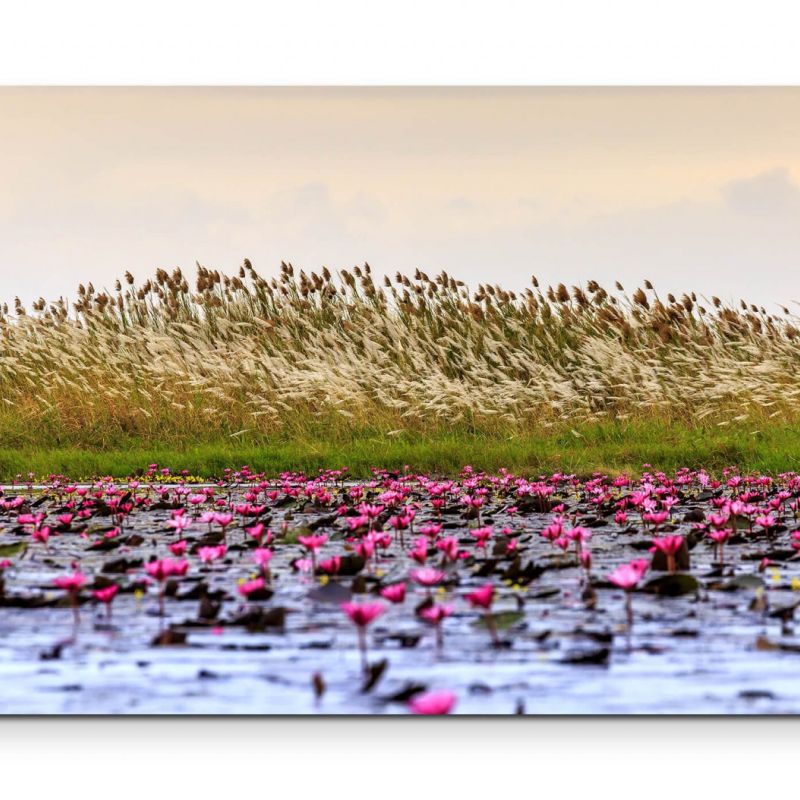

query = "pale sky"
(2, 87), (800, 310)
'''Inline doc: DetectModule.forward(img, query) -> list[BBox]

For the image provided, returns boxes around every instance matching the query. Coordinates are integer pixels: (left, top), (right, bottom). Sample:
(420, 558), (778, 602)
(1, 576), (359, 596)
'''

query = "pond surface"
(1, 468), (800, 714)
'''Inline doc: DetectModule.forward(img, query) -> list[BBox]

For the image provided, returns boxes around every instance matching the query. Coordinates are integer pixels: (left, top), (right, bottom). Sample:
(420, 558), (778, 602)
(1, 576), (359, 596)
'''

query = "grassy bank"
(1, 421), (799, 481)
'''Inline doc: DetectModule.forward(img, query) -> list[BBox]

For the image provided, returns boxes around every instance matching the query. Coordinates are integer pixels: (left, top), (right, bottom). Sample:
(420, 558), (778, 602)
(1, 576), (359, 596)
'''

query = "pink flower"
(436, 536), (459, 561)
(245, 523), (269, 544)
(238, 577), (266, 598)
(341, 601), (385, 627)
(167, 515), (192, 532)
(409, 537), (428, 565)
(554, 536), (571, 552)
(471, 526), (492, 548)
(298, 533), (328, 552)
(607, 559), (648, 591)
(53, 571), (87, 592)
(32, 527), (50, 545)
(465, 583), (494, 610)
(253, 548), (273, 569)
(649, 535), (684, 556)
(419, 603), (453, 624)
(169, 539), (188, 556)
(92, 584), (119, 604)
(214, 512), (234, 529)
(419, 522), (442, 538)
(355, 538), (375, 559)
(408, 690), (457, 715)
(380, 583), (406, 603)
(708, 528), (732, 544)
(145, 558), (189, 582)
(198, 545), (227, 564)
(565, 526), (591, 544)
(410, 567), (445, 587)
(319, 556), (342, 575)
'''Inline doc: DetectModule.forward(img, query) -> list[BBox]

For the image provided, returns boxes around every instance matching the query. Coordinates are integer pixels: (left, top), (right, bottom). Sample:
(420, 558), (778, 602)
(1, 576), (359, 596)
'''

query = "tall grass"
(1, 262), (799, 450)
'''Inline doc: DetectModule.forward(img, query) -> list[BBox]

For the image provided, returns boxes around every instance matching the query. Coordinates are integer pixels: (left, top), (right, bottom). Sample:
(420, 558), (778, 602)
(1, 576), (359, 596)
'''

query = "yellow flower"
(319, 574), (329, 586)
(791, 577), (800, 592)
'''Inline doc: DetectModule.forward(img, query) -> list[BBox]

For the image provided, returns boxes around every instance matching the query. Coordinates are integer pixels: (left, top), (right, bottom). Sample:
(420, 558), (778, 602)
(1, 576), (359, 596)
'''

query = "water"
(1, 478), (798, 714)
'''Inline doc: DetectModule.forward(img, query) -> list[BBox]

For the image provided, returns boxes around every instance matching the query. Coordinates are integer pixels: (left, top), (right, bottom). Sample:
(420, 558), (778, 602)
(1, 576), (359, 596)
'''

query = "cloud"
(721, 167), (800, 216)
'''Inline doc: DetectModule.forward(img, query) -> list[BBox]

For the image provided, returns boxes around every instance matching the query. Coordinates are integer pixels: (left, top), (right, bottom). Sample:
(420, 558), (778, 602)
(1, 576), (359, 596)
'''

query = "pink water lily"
(419, 603), (454, 650)
(607, 559), (649, 627)
(54, 570), (87, 624)
(253, 547), (274, 578)
(198, 545), (227, 564)
(649, 535), (684, 573)
(169, 539), (188, 556)
(238, 577), (266, 598)
(92, 584), (119, 619)
(341, 601), (385, 674)
(145, 558), (189, 616)
(410, 567), (445, 588)
(380, 582), (406, 603)
(466, 582), (498, 645)
(408, 690), (457, 715)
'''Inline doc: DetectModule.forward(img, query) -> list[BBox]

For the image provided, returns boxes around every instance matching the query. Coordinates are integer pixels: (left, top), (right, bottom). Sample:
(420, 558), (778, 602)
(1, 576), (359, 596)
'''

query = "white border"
(1, 0), (800, 84)
(0, 717), (796, 796)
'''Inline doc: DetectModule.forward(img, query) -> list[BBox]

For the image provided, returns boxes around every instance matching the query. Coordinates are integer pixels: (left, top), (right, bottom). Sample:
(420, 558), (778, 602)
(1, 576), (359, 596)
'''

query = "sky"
(2, 86), (800, 310)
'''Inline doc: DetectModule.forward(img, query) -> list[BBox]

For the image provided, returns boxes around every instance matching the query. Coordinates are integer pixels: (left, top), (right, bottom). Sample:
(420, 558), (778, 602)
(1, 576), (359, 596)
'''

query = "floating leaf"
(643, 573), (700, 597)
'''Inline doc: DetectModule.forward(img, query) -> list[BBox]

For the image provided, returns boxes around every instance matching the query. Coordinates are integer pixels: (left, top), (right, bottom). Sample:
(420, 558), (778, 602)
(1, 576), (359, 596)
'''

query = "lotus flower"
(408, 690), (457, 715)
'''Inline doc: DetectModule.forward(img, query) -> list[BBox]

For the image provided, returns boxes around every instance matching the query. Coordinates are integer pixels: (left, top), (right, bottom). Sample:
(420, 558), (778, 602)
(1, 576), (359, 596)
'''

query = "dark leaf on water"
(307, 581), (351, 604)
(312, 671), (326, 700)
(336, 554), (366, 576)
(377, 633), (421, 648)
(361, 658), (388, 693)
(307, 514), (338, 532)
(720, 574), (764, 591)
(381, 682), (427, 703)
(151, 628), (187, 646)
(229, 606), (287, 632)
(767, 600), (799, 621)
(39, 643), (64, 660)
(739, 690), (776, 700)
(198, 597), (221, 620)
(561, 647), (610, 665)
(643, 573), (700, 597)
(102, 557), (142, 574)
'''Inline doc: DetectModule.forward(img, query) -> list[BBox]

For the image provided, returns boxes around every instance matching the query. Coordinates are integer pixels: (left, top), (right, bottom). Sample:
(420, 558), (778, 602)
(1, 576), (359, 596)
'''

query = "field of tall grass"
(1, 261), (799, 476)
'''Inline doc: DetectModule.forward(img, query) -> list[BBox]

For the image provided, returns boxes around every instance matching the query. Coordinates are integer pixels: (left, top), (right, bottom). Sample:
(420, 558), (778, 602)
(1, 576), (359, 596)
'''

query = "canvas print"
(2, 87), (800, 714)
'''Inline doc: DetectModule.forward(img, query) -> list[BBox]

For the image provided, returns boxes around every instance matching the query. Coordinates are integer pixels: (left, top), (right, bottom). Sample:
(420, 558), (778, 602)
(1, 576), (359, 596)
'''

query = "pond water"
(1, 471), (799, 714)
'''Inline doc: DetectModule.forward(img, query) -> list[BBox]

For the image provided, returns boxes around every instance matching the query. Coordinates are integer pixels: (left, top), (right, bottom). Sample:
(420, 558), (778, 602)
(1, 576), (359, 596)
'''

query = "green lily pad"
(643, 573), (700, 597)
(0, 541), (27, 558)
(473, 610), (524, 630)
